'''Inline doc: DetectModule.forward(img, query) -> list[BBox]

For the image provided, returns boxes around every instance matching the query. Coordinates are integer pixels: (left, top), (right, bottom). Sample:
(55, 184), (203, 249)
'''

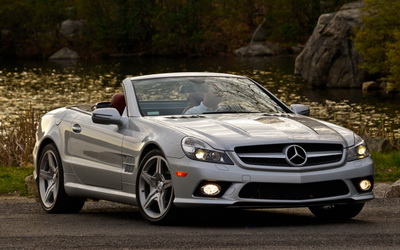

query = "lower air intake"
(239, 180), (349, 200)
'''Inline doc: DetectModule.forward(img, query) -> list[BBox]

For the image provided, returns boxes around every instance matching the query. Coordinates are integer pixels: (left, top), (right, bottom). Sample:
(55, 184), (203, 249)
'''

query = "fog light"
(200, 184), (221, 196)
(359, 179), (372, 191)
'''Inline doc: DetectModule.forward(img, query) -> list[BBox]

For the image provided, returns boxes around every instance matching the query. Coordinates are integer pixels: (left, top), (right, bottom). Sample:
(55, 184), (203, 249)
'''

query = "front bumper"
(168, 156), (374, 208)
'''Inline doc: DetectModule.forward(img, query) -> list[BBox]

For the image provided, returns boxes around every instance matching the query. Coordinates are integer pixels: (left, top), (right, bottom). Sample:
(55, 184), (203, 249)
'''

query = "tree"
(353, 0), (400, 84)
(386, 29), (400, 89)
(0, 0), (68, 57)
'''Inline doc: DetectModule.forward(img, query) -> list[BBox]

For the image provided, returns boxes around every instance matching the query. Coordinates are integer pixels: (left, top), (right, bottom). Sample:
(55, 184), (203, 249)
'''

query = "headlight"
(181, 137), (233, 165)
(347, 135), (370, 161)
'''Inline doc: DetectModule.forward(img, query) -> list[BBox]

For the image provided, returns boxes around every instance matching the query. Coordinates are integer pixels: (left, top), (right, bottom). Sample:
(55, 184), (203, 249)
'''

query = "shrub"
(353, 0), (400, 88)
(385, 29), (400, 87)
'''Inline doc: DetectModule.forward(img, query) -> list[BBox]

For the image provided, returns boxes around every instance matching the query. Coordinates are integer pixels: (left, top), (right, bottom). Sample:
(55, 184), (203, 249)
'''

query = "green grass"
(0, 166), (34, 196)
(372, 151), (400, 182)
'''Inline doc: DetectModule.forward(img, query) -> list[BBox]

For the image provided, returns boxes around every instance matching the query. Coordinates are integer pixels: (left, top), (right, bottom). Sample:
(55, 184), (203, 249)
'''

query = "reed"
(0, 107), (40, 167)
(346, 120), (400, 149)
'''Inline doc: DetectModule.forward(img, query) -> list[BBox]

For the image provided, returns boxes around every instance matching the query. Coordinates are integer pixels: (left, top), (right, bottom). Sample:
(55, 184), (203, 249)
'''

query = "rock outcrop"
(49, 47), (80, 60)
(295, 2), (366, 88)
(385, 180), (400, 198)
(59, 19), (85, 39)
(234, 43), (274, 57)
(362, 135), (397, 153)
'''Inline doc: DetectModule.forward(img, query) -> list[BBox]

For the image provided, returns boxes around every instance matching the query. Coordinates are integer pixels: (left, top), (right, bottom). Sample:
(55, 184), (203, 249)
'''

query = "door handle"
(72, 124), (82, 133)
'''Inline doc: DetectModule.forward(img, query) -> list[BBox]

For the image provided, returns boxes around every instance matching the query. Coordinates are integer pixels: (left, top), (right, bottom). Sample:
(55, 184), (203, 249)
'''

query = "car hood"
(151, 114), (355, 150)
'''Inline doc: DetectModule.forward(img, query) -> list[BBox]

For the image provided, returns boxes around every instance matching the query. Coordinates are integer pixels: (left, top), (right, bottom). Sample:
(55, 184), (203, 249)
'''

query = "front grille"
(239, 180), (349, 200)
(235, 143), (343, 167)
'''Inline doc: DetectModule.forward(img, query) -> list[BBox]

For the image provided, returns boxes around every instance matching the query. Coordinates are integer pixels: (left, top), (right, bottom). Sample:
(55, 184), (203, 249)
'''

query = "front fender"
(33, 108), (74, 179)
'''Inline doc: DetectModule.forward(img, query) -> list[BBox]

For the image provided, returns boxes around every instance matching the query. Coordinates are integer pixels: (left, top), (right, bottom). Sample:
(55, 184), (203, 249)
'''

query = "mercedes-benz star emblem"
(284, 145), (307, 166)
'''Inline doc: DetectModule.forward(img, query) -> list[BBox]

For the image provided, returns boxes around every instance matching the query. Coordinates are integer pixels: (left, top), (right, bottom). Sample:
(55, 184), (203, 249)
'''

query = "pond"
(1, 56), (399, 140)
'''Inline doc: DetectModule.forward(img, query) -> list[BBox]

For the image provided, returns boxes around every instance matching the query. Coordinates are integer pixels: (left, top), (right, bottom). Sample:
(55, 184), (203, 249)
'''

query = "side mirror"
(92, 108), (124, 126)
(291, 104), (310, 116)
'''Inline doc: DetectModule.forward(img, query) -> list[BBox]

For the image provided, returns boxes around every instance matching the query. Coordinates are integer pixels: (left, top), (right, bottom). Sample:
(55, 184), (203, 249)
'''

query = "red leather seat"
(110, 92), (126, 115)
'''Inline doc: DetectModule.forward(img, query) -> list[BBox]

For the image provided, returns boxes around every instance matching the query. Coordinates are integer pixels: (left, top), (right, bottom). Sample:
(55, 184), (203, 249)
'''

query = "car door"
(68, 112), (124, 190)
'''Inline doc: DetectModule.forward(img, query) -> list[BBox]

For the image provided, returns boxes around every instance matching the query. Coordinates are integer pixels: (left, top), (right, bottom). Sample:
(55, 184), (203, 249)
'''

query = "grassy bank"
(0, 166), (33, 196)
(372, 151), (400, 182)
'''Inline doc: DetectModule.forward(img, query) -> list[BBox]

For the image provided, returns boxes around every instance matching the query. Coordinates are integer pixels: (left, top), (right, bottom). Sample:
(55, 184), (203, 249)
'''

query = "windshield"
(131, 76), (287, 116)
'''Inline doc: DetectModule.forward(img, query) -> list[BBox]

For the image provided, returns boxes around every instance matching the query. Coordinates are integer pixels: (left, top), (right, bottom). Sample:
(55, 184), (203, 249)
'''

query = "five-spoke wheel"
(137, 150), (176, 224)
(38, 147), (60, 209)
(37, 143), (85, 213)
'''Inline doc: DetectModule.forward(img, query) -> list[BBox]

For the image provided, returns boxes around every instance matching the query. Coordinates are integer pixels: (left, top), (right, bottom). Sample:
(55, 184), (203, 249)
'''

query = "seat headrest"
(110, 92), (126, 115)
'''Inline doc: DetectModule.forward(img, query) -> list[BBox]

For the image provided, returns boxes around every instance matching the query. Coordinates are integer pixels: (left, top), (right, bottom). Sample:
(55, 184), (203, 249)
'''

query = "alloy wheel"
(138, 153), (174, 220)
(38, 149), (60, 209)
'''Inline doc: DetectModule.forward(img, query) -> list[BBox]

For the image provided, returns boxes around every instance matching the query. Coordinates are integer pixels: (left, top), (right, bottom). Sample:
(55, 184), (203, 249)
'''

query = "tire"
(309, 203), (365, 220)
(37, 143), (85, 213)
(136, 149), (176, 225)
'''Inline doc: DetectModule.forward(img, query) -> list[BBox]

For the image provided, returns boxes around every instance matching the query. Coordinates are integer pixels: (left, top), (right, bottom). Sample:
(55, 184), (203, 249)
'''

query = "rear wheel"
(136, 149), (176, 224)
(37, 143), (85, 213)
(309, 203), (365, 220)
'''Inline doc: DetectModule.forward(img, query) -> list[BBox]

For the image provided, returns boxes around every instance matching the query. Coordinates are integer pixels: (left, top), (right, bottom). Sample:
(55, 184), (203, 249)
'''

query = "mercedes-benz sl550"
(33, 72), (374, 224)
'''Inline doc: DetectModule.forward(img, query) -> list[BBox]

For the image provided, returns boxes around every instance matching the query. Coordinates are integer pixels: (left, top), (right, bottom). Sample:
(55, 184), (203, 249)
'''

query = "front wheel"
(37, 143), (85, 213)
(136, 149), (176, 224)
(309, 203), (365, 220)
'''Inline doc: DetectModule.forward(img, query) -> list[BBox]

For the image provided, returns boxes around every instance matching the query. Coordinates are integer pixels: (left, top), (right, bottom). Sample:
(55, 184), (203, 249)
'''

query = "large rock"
(59, 19), (85, 39)
(295, 2), (366, 88)
(24, 175), (39, 201)
(373, 182), (392, 198)
(385, 180), (400, 198)
(361, 135), (396, 153)
(234, 43), (274, 57)
(49, 47), (80, 60)
(362, 81), (380, 91)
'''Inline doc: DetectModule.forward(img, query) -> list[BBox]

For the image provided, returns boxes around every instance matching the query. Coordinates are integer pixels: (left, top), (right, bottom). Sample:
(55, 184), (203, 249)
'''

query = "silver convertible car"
(33, 72), (374, 224)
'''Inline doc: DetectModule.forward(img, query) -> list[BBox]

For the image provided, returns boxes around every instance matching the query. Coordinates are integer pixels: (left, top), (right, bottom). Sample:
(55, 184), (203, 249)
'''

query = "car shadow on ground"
(79, 200), (371, 228)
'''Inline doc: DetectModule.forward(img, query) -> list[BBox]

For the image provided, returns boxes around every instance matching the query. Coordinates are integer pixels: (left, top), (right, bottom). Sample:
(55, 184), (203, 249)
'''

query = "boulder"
(24, 175), (39, 201)
(49, 47), (80, 60)
(234, 43), (274, 57)
(373, 182), (392, 198)
(362, 81), (380, 91)
(294, 2), (367, 88)
(385, 180), (400, 198)
(361, 135), (396, 153)
(59, 19), (85, 39)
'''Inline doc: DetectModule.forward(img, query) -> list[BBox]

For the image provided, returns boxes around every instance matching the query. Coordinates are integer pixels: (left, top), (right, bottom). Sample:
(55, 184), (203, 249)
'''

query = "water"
(1, 56), (399, 140)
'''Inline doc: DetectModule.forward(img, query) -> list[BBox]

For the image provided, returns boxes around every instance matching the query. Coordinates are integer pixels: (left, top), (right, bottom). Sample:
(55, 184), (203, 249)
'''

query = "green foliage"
(0, 166), (33, 196)
(0, 0), (352, 57)
(0, 0), (68, 57)
(385, 29), (400, 86)
(354, 0), (400, 86)
(150, 0), (209, 55)
(372, 151), (400, 182)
